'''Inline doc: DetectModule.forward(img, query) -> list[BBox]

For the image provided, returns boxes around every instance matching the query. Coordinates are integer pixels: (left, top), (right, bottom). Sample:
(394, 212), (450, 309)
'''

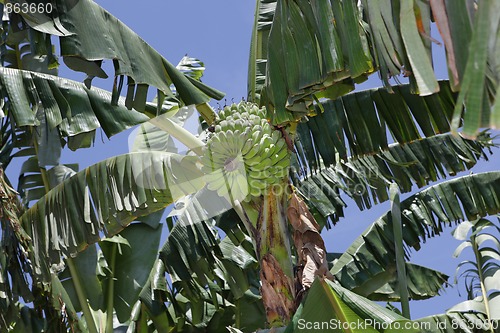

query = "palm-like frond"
(294, 132), (493, 226)
(12, 0), (224, 112)
(0, 67), (152, 139)
(261, 0), (498, 135)
(331, 172), (500, 296)
(327, 253), (449, 302)
(248, 0), (277, 104)
(296, 81), (456, 163)
(20, 152), (204, 282)
(291, 81), (498, 226)
(129, 210), (265, 333)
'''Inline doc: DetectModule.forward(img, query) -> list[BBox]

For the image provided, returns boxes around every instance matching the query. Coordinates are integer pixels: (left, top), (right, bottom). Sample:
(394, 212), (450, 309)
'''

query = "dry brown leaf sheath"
(287, 193), (334, 292)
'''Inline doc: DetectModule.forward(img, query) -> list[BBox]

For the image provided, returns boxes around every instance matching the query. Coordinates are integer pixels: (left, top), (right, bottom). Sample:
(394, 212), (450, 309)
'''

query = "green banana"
(202, 102), (292, 200)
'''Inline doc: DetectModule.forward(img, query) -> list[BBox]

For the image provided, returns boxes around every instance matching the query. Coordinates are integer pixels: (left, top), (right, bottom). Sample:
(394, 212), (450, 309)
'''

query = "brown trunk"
(237, 185), (334, 327)
(255, 185), (295, 326)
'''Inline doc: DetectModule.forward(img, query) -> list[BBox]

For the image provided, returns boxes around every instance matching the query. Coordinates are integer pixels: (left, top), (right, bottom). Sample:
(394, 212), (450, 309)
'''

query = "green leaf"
(261, 1), (498, 133)
(399, 0), (438, 95)
(35, 107), (62, 168)
(19, 0), (224, 108)
(350, 262), (449, 302)
(131, 212), (264, 332)
(20, 152), (204, 283)
(59, 244), (104, 312)
(264, 0), (373, 122)
(296, 82), (458, 164)
(0, 67), (150, 139)
(331, 172), (500, 296)
(361, 0), (405, 88)
(389, 183), (410, 318)
(451, 0), (500, 137)
(100, 222), (163, 323)
(248, 0), (277, 104)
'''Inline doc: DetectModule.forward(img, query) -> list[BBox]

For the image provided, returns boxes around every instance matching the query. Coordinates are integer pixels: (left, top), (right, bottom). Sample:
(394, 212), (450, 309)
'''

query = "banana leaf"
(12, 0), (224, 112)
(19, 151), (204, 282)
(332, 172), (500, 296)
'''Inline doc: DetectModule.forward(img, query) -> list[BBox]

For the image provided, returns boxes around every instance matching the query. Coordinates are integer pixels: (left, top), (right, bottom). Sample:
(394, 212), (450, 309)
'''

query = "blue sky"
(6, 0), (500, 322)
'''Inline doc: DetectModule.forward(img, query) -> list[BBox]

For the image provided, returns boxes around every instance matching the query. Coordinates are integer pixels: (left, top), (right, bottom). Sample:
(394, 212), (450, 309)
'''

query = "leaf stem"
(149, 116), (205, 156)
(106, 243), (117, 332)
(67, 257), (99, 333)
(390, 183), (411, 319)
(471, 230), (494, 333)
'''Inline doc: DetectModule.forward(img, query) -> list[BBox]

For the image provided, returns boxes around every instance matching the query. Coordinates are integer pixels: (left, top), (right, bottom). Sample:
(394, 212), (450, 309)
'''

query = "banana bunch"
(201, 102), (290, 201)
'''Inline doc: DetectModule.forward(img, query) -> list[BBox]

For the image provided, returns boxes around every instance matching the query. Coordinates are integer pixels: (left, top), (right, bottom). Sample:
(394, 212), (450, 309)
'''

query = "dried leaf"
(287, 193), (334, 291)
(260, 253), (295, 326)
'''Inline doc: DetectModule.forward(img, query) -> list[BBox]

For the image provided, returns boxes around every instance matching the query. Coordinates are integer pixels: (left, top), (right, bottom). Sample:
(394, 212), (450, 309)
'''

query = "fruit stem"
(149, 116), (205, 156)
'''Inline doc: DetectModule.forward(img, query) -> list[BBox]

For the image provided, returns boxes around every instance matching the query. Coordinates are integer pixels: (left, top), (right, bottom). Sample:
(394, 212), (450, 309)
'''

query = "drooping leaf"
(296, 81), (458, 164)
(293, 132), (493, 226)
(450, 0), (500, 137)
(331, 172), (500, 298)
(100, 222), (163, 323)
(20, 152), (204, 282)
(0, 67), (152, 140)
(131, 213), (265, 332)
(400, 0), (438, 96)
(15, 0), (224, 110)
(248, 0), (277, 104)
(262, 1), (498, 134)
(34, 108), (62, 168)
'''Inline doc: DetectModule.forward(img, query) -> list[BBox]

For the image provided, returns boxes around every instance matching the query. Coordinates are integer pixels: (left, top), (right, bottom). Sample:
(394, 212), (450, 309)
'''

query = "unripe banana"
(272, 143), (289, 163)
(202, 102), (291, 200)
(273, 155), (291, 172)
(243, 143), (261, 160)
(251, 127), (264, 145)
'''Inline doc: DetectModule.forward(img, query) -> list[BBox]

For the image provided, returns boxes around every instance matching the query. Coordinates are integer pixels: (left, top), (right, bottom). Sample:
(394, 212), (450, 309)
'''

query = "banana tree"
(1, 0), (500, 332)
